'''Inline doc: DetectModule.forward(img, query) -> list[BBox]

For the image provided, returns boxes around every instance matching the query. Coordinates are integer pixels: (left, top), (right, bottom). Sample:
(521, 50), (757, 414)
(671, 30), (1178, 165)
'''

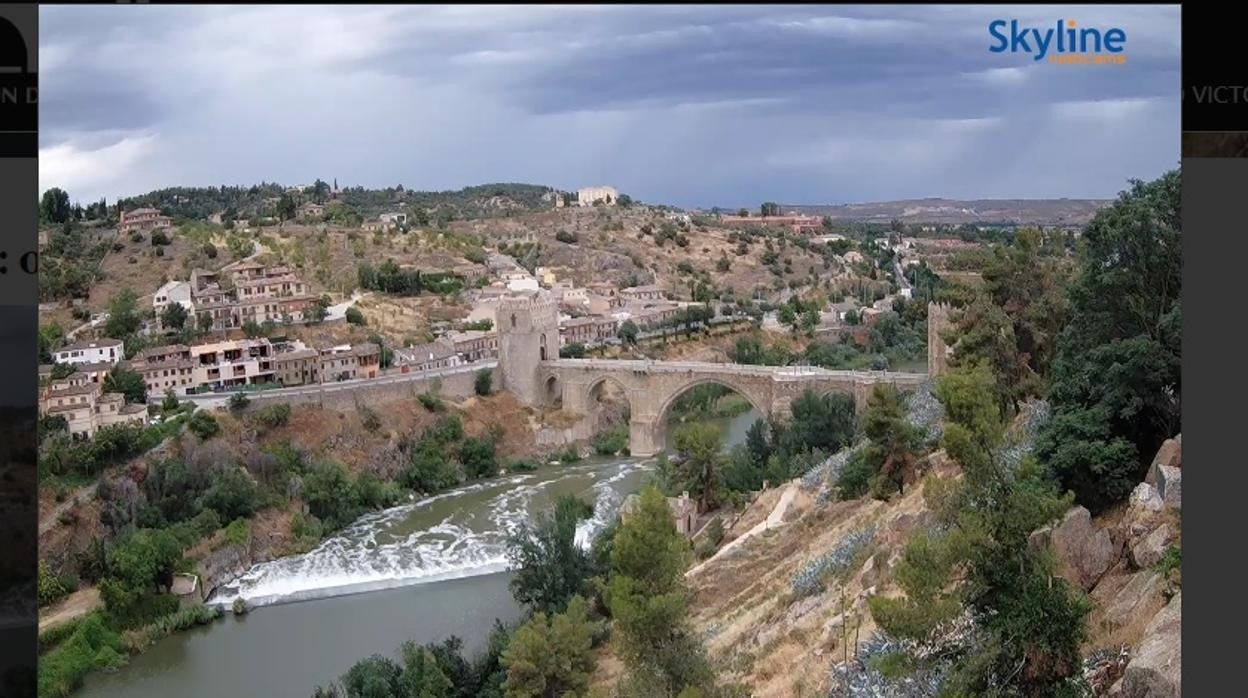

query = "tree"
(198, 311), (214, 335)
(38, 323), (65, 364)
(41, 187), (72, 224)
(559, 343), (586, 359)
(617, 320), (639, 345)
(474, 369), (493, 396)
(398, 643), (455, 697)
(502, 596), (599, 698)
(1037, 170), (1181, 513)
(671, 422), (723, 513)
(161, 302), (188, 331)
(760, 202), (780, 217)
(605, 487), (713, 694)
(869, 364), (1087, 695)
(308, 297), (331, 324)
(779, 390), (855, 457)
(745, 418), (771, 466)
(104, 366), (147, 404)
(277, 193), (297, 221)
(617, 194), (633, 208)
(345, 306), (366, 326)
(104, 289), (142, 341)
(506, 495), (595, 616)
(858, 384), (923, 496)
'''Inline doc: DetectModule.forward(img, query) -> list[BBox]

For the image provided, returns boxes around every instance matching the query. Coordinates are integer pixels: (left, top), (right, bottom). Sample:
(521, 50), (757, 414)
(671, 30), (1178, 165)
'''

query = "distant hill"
(778, 198), (1110, 226)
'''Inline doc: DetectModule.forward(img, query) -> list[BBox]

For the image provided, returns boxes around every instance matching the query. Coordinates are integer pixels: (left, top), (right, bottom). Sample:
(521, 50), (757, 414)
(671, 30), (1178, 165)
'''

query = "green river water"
(77, 408), (759, 698)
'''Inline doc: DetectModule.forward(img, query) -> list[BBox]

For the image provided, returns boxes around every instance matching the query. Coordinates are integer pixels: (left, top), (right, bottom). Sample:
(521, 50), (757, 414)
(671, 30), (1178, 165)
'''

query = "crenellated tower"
(496, 292), (560, 405)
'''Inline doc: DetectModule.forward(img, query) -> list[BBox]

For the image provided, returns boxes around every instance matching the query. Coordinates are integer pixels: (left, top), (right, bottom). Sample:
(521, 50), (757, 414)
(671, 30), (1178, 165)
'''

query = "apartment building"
(442, 330), (498, 362)
(620, 285), (668, 302)
(394, 341), (460, 372)
(319, 343), (381, 382)
(52, 338), (124, 367)
(153, 280), (194, 317)
(134, 344), (197, 397)
(273, 348), (321, 387)
(560, 315), (619, 346)
(39, 372), (147, 439)
(118, 207), (173, 235)
(192, 338), (277, 391)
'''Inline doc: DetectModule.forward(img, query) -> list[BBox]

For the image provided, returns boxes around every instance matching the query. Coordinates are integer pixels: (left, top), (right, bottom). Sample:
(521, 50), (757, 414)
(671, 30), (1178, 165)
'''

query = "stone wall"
(247, 367), (492, 412)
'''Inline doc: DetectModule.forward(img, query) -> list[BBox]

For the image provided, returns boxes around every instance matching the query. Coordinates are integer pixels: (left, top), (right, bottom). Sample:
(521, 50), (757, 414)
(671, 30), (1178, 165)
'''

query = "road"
(325, 290), (370, 323)
(183, 359), (498, 409)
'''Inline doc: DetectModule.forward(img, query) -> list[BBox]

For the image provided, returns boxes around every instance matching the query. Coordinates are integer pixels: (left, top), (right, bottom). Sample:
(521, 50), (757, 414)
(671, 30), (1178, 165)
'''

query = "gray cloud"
(39, 4), (1179, 208)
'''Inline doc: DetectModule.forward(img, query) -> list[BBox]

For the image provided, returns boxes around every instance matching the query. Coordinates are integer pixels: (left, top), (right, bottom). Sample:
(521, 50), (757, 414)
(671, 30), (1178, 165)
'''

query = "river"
(79, 408), (760, 698)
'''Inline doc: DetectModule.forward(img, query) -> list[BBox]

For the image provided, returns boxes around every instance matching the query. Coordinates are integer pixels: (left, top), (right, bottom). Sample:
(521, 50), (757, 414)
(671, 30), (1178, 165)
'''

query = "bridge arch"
(643, 379), (768, 457)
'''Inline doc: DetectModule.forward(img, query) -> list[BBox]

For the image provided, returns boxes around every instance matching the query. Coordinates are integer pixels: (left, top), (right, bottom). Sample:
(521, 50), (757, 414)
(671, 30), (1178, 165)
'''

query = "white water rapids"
(207, 459), (652, 609)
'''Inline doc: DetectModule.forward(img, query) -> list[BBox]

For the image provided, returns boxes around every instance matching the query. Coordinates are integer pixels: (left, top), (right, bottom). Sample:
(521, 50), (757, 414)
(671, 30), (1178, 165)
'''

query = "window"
(510, 313), (517, 328)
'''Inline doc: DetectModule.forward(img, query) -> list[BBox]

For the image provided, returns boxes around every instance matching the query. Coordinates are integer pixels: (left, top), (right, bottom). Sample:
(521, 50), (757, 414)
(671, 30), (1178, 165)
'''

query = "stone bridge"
(539, 359), (926, 456)
(495, 294), (944, 457)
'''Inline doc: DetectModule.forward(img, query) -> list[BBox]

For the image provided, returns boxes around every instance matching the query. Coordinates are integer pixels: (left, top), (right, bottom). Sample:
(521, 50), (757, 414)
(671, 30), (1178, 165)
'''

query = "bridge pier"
(629, 415), (662, 458)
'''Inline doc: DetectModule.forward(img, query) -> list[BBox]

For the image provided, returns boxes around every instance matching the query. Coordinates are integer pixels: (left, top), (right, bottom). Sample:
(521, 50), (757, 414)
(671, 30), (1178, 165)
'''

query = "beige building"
(192, 338), (278, 390)
(620, 491), (697, 538)
(39, 372), (147, 439)
(620, 285), (668, 302)
(394, 341), (461, 372)
(119, 207), (173, 235)
(443, 330), (499, 362)
(273, 348), (321, 387)
(319, 343), (381, 382)
(576, 186), (618, 207)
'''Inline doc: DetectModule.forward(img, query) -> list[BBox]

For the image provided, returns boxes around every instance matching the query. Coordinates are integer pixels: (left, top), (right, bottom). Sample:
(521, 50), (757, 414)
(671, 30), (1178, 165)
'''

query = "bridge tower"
(496, 292), (560, 406)
(927, 301), (953, 378)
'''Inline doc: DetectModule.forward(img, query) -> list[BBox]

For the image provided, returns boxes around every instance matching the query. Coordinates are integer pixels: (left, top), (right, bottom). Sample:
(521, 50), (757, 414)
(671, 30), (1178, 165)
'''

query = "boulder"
(1120, 594), (1181, 697)
(1146, 436), (1181, 486)
(1099, 571), (1165, 637)
(1129, 483), (1164, 514)
(1048, 506), (1118, 591)
(1129, 524), (1173, 570)
(1156, 466), (1182, 509)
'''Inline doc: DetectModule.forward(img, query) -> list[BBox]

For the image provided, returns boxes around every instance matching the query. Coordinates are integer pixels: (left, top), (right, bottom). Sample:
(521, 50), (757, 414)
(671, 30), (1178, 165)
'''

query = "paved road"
(183, 359), (498, 409)
(546, 357), (924, 381)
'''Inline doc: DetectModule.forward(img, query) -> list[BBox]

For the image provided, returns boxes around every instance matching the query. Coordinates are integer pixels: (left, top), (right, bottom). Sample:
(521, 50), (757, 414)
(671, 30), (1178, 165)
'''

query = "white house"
(153, 280), (194, 316)
(52, 338), (124, 367)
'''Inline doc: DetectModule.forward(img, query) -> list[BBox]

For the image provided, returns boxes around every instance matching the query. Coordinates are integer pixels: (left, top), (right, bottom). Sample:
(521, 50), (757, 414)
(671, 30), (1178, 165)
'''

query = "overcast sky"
(39, 5), (1180, 208)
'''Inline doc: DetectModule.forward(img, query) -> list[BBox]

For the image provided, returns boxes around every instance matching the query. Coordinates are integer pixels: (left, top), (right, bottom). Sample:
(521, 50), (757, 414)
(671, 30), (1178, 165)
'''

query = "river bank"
(69, 455), (655, 698)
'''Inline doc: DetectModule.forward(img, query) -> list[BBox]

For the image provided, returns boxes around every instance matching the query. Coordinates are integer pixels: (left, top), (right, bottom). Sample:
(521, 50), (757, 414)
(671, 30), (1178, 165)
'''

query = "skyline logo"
(989, 19), (1127, 65)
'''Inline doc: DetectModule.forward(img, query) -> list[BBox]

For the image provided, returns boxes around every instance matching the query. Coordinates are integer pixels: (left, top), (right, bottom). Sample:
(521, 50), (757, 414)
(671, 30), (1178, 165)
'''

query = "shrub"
(474, 369), (493, 396)
(254, 403), (291, 429)
(345, 306), (366, 326)
(417, 393), (443, 412)
(38, 560), (69, 607)
(836, 449), (877, 500)
(37, 613), (124, 698)
(359, 405), (382, 432)
(150, 231), (171, 246)
(187, 411), (220, 440)
(224, 519), (250, 547)
(555, 230), (579, 244)
(592, 426), (628, 456)
(460, 438), (499, 479)
(507, 458), (540, 473)
(554, 445), (582, 463)
(227, 392), (250, 414)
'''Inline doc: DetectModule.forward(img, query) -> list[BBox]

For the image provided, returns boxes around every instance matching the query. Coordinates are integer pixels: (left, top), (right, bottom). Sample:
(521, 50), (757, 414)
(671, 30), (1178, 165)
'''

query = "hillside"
(783, 198), (1109, 226)
(676, 423), (1181, 697)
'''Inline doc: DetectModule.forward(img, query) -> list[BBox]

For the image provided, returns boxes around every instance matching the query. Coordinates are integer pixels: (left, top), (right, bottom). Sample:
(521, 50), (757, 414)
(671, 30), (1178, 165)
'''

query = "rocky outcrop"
(1156, 466), (1181, 509)
(1034, 506), (1118, 591)
(195, 542), (251, 597)
(1120, 593), (1181, 697)
(1129, 524), (1173, 570)
(1145, 435), (1181, 486)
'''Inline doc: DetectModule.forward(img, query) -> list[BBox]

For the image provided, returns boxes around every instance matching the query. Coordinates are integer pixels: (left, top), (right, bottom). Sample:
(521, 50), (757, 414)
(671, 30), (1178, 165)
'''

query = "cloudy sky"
(39, 4), (1180, 208)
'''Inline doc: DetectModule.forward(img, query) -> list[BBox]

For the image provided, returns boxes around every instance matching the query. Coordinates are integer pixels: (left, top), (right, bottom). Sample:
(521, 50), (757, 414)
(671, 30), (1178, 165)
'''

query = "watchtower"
(496, 292), (560, 405)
